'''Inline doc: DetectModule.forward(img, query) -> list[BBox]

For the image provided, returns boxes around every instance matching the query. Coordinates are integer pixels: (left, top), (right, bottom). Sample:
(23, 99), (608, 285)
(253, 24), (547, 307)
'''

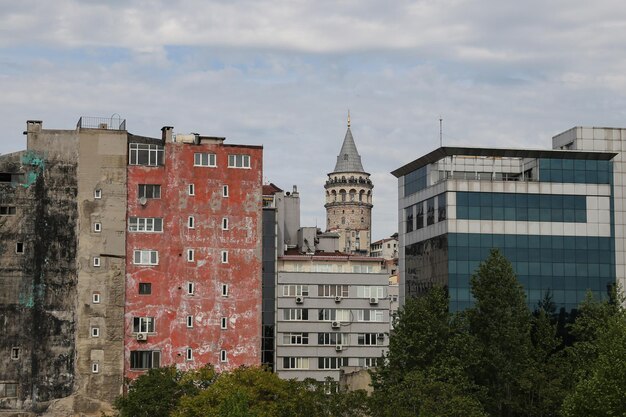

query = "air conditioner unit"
(377, 333), (385, 340)
(335, 345), (343, 352)
(369, 297), (379, 305)
(331, 321), (341, 329)
(334, 296), (342, 303)
(295, 296), (304, 304)
(136, 332), (148, 341)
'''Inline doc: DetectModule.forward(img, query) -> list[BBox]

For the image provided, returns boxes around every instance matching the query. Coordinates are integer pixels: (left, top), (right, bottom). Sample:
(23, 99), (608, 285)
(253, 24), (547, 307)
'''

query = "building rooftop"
(391, 146), (618, 178)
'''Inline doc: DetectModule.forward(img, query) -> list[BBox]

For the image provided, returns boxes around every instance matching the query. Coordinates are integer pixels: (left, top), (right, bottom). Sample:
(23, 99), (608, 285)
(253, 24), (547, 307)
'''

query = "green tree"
(114, 365), (215, 417)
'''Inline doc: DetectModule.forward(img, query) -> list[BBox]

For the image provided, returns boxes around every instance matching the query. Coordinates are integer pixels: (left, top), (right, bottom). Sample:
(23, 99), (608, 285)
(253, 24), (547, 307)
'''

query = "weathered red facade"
(124, 133), (262, 378)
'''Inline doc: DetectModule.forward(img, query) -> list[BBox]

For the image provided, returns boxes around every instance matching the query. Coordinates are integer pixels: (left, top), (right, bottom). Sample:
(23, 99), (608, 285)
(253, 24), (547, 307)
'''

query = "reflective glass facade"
(539, 158), (611, 184)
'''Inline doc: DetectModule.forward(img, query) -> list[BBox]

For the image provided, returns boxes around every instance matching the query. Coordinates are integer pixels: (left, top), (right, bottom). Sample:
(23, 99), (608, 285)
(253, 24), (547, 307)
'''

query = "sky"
(2, 0), (626, 242)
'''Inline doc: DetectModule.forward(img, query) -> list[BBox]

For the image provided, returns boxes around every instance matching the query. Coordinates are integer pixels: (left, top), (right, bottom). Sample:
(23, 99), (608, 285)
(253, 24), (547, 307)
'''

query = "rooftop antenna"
(439, 116), (443, 147)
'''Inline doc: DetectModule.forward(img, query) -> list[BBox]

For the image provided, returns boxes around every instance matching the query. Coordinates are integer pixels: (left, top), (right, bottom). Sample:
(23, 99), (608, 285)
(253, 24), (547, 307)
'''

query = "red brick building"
(124, 128), (262, 378)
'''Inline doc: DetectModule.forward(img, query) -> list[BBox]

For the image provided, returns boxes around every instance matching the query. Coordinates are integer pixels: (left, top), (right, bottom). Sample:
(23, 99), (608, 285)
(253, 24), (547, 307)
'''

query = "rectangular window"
(94, 189), (102, 199)
(187, 249), (195, 262)
(92, 363), (99, 373)
(282, 357), (309, 369)
(91, 327), (100, 338)
(129, 143), (164, 166)
(318, 309), (350, 321)
(221, 284), (229, 297)
(283, 308), (309, 321)
(10, 347), (20, 360)
(356, 286), (386, 298)
(318, 333), (349, 345)
(133, 317), (155, 333)
(222, 185), (229, 197)
(438, 193), (447, 221)
(221, 317), (228, 329)
(416, 202), (424, 230)
(0, 206), (17, 215)
(139, 283), (152, 295)
(357, 333), (383, 345)
(188, 216), (195, 229)
(318, 357), (348, 370)
(130, 350), (161, 369)
(220, 350), (227, 362)
(318, 284), (349, 297)
(133, 250), (159, 265)
(358, 357), (380, 369)
(194, 152), (217, 167)
(222, 217), (229, 230)
(129, 217), (163, 233)
(227, 154), (251, 168)
(94, 222), (102, 232)
(283, 332), (309, 345)
(352, 264), (374, 273)
(186, 348), (193, 361)
(221, 250), (228, 263)
(282, 285), (309, 297)
(405, 206), (414, 233)
(188, 184), (195, 196)
(138, 184), (161, 199)
(357, 310), (384, 322)
(187, 315), (193, 328)
(16, 242), (24, 254)
(1, 382), (18, 398)
(187, 282), (195, 295)
(93, 257), (101, 267)
(92, 293), (101, 303)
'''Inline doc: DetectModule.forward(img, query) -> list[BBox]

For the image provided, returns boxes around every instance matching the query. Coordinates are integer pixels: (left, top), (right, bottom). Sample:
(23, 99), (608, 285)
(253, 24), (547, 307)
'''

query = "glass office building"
(393, 146), (617, 312)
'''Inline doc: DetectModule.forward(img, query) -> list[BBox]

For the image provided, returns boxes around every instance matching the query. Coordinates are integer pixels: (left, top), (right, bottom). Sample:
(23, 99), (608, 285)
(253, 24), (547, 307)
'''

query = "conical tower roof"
(333, 127), (365, 173)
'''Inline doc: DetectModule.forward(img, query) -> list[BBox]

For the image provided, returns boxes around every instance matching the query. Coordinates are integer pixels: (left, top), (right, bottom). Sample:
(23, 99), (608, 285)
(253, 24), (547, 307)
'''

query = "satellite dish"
(139, 197), (147, 206)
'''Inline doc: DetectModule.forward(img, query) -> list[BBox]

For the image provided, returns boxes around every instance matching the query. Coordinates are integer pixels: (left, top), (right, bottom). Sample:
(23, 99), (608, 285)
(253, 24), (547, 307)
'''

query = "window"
(282, 285), (309, 297)
(10, 347), (19, 360)
(221, 250), (228, 263)
(318, 284), (349, 298)
(220, 350), (227, 362)
(93, 257), (101, 267)
(188, 216), (195, 229)
(221, 317), (228, 329)
(427, 197), (435, 226)
(194, 152), (217, 167)
(0, 206), (16, 215)
(318, 309), (350, 322)
(283, 308), (308, 321)
(138, 184), (161, 199)
(228, 154), (251, 168)
(356, 286), (386, 298)
(133, 317), (155, 333)
(222, 185), (229, 197)
(130, 350), (161, 369)
(0, 383), (18, 398)
(133, 250), (158, 265)
(187, 316), (193, 328)
(283, 357), (309, 369)
(357, 333), (383, 345)
(358, 357), (380, 369)
(186, 348), (193, 361)
(222, 217), (229, 230)
(129, 217), (163, 232)
(139, 283), (152, 295)
(92, 363), (99, 374)
(318, 333), (349, 345)
(221, 284), (229, 297)
(188, 184), (195, 196)
(16, 242), (24, 254)
(352, 264), (374, 273)
(94, 222), (102, 232)
(357, 310), (384, 322)
(129, 143), (164, 166)
(94, 189), (102, 199)
(92, 293), (101, 304)
(91, 327), (100, 338)
(187, 282), (195, 295)
(283, 333), (309, 345)
(318, 357), (348, 370)
(187, 249), (195, 262)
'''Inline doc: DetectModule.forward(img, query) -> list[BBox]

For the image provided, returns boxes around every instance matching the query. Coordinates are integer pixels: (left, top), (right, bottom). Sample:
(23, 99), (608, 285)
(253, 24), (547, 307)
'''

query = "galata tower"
(324, 114), (373, 255)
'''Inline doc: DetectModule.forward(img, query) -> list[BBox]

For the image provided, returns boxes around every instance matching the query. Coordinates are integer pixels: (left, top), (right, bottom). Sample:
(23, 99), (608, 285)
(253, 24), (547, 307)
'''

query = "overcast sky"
(2, 0), (626, 241)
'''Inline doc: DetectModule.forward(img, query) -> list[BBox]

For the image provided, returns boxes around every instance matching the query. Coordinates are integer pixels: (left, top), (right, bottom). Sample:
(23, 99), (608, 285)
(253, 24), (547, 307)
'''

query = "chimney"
(161, 126), (173, 143)
(26, 120), (43, 133)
